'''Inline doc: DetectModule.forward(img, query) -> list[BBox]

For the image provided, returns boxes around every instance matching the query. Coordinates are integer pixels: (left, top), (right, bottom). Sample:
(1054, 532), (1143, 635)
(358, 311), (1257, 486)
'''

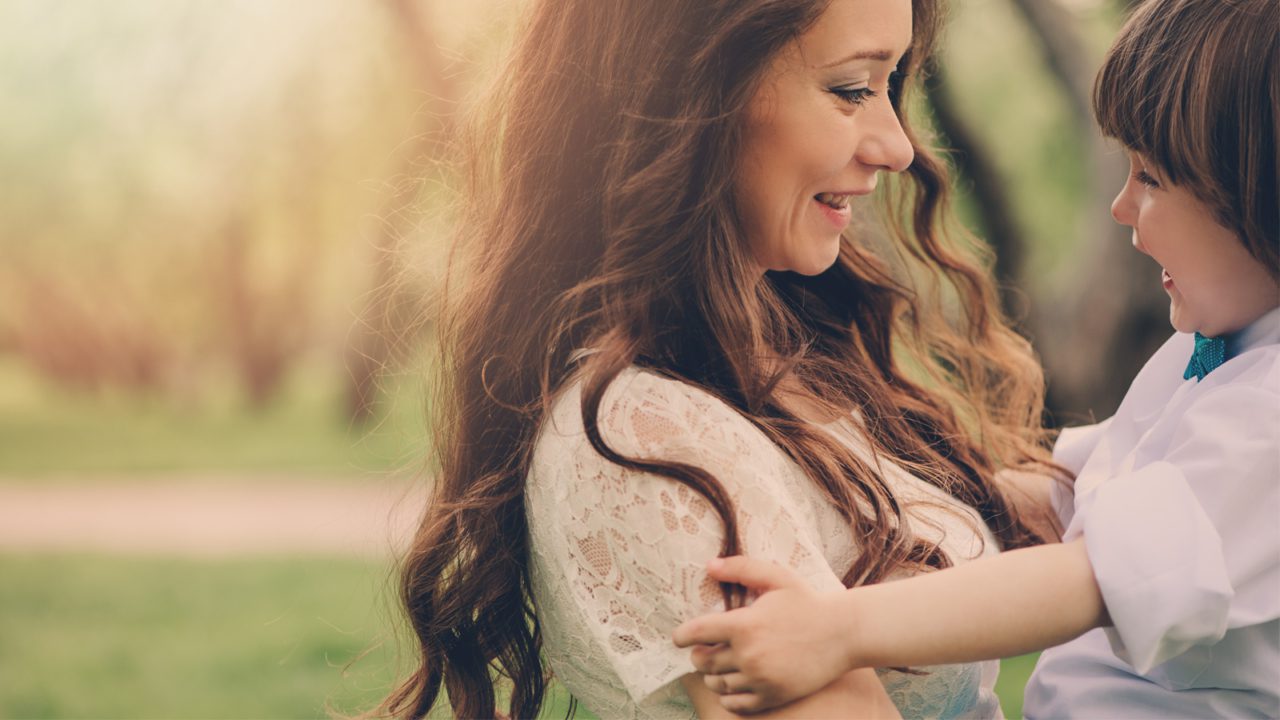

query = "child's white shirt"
(1026, 306), (1280, 719)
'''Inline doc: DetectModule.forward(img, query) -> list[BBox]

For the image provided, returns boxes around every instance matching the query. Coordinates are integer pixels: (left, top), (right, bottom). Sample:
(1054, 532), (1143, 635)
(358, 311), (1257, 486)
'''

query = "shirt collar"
(1225, 304), (1280, 359)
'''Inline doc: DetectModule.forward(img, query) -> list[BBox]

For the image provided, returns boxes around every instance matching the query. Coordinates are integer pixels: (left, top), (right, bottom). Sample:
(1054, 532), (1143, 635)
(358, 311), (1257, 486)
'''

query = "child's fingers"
(706, 555), (803, 591)
(673, 614), (735, 647)
(702, 671), (753, 696)
(690, 643), (739, 675)
(720, 691), (768, 715)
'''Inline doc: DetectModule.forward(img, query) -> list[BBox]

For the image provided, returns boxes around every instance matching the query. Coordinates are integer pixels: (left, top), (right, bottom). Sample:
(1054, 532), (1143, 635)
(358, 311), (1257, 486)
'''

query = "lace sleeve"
(526, 367), (847, 706)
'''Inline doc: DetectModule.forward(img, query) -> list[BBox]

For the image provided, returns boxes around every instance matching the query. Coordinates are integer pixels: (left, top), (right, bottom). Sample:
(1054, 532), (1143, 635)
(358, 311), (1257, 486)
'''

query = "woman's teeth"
(815, 192), (851, 210)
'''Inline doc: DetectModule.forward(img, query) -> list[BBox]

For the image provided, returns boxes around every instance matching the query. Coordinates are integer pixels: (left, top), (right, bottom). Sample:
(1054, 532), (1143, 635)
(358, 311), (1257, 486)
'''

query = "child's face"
(1111, 152), (1280, 338)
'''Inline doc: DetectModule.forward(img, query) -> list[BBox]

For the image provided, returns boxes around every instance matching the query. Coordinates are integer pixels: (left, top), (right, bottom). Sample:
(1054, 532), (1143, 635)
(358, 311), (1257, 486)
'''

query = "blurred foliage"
(941, 0), (1091, 281)
(0, 0), (468, 409)
(0, 0), (1134, 448)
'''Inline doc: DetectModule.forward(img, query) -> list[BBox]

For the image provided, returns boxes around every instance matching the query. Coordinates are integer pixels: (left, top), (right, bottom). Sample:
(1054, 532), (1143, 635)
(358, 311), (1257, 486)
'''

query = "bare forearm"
(840, 538), (1108, 669)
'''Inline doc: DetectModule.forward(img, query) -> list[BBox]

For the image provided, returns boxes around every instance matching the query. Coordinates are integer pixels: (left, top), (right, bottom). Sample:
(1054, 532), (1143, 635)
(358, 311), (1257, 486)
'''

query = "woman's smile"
(813, 191), (857, 229)
(735, 0), (914, 277)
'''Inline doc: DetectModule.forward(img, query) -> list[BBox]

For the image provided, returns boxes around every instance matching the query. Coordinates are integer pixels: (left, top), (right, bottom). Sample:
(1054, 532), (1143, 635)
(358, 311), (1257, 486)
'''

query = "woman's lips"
(813, 189), (872, 230)
(813, 196), (852, 229)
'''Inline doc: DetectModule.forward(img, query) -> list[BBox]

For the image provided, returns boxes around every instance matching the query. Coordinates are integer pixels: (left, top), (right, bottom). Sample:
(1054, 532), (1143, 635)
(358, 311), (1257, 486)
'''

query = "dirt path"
(0, 475), (427, 558)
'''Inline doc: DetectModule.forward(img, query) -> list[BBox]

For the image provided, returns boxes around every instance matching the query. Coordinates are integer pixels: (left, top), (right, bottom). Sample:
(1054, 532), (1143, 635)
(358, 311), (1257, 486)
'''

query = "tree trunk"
(923, 60), (1027, 323)
(1005, 0), (1169, 423)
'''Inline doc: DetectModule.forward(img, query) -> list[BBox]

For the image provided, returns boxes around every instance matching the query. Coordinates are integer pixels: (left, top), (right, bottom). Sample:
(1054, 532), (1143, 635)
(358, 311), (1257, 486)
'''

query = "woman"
(382, 0), (1061, 717)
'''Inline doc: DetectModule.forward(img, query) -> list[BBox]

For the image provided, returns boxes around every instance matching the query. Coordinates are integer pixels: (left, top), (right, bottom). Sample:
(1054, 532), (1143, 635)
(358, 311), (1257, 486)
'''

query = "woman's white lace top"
(526, 366), (1004, 719)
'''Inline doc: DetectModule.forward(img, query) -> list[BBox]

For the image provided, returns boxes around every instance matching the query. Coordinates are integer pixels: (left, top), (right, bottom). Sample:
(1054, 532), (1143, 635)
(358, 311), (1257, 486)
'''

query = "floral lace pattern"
(526, 367), (1003, 719)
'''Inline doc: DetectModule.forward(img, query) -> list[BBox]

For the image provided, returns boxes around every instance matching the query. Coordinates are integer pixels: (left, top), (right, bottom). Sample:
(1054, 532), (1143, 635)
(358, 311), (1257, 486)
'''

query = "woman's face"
(1111, 151), (1279, 337)
(735, 0), (915, 276)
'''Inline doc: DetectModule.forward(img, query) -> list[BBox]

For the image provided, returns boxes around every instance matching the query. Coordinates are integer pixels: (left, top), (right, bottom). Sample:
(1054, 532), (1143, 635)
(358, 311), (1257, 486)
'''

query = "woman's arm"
(674, 539), (1108, 713)
(682, 668), (900, 719)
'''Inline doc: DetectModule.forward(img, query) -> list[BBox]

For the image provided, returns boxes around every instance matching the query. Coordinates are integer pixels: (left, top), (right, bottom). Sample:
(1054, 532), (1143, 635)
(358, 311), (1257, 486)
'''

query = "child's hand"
(672, 556), (854, 714)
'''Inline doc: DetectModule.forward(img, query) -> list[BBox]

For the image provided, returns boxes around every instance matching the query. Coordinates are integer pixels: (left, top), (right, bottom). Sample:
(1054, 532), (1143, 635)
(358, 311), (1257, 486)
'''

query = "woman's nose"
(856, 102), (914, 173)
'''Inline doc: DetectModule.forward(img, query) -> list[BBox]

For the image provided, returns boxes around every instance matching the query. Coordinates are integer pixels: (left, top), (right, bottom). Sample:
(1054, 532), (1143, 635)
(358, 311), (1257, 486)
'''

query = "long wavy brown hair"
(383, 0), (1058, 717)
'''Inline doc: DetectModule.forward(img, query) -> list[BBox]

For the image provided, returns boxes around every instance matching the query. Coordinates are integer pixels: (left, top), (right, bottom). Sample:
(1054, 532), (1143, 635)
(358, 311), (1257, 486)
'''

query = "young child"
(672, 0), (1280, 716)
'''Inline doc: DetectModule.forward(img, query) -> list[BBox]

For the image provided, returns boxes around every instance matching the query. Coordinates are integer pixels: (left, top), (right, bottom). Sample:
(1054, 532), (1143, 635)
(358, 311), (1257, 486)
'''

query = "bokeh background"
(0, 0), (1169, 717)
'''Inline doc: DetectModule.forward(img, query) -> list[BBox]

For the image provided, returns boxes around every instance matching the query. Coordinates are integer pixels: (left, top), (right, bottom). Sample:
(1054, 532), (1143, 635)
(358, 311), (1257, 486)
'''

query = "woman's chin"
(756, 234), (843, 276)
(792, 239), (843, 276)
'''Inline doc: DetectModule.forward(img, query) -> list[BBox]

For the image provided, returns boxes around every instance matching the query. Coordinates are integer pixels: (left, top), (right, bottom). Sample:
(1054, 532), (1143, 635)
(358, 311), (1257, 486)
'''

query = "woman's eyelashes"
(829, 84), (876, 106)
(829, 71), (904, 108)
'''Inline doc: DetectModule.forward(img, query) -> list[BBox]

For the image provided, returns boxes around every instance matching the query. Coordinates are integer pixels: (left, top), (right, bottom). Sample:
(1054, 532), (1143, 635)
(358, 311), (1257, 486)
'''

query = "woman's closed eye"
(830, 84), (878, 106)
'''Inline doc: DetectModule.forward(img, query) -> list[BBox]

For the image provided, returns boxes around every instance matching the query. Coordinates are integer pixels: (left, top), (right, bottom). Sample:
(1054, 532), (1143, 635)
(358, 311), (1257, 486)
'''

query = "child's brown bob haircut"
(1093, 0), (1278, 278)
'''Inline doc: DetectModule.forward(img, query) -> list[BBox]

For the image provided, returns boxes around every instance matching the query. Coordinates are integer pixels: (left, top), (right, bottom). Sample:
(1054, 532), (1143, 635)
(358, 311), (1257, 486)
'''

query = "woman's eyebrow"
(821, 49), (894, 68)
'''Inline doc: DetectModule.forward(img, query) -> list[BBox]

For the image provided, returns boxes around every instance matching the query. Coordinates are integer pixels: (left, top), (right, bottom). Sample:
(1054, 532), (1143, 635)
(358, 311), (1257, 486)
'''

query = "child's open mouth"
(1162, 268), (1175, 290)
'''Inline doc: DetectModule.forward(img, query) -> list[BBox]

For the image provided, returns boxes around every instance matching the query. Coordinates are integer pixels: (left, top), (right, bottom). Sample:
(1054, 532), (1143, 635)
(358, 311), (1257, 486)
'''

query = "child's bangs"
(1091, 1), (1209, 186)
(1093, 0), (1277, 270)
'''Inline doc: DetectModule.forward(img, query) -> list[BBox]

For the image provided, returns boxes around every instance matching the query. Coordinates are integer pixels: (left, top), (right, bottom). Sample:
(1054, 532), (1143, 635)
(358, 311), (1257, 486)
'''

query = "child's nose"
(1110, 188), (1135, 228)
(1109, 189), (1149, 253)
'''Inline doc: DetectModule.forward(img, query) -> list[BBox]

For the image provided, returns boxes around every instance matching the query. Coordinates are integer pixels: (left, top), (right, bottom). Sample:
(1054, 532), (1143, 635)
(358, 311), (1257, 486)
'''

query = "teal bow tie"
(1183, 332), (1226, 381)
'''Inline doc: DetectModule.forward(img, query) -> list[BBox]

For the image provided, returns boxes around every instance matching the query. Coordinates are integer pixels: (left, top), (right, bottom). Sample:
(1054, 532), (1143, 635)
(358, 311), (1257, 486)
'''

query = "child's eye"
(1134, 169), (1160, 188)
(830, 85), (877, 107)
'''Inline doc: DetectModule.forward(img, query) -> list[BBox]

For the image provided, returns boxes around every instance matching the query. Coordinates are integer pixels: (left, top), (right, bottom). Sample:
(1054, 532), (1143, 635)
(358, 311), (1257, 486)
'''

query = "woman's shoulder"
(536, 364), (768, 462)
(527, 364), (804, 522)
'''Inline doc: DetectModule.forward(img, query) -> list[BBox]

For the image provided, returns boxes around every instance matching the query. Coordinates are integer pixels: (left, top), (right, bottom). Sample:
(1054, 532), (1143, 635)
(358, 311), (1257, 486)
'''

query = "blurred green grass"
(0, 553), (583, 719)
(0, 553), (1037, 719)
(996, 652), (1040, 719)
(0, 553), (400, 718)
(0, 356), (430, 478)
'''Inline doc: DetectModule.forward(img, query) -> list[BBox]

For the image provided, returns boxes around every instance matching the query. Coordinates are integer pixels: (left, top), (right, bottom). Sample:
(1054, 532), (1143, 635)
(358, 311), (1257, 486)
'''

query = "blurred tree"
(344, 0), (463, 424)
(924, 59), (1025, 313)
(934, 0), (1167, 423)
(215, 210), (309, 409)
(0, 0), (1172, 429)
(1007, 0), (1168, 423)
(3, 261), (170, 394)
(0, 1), (426, 411)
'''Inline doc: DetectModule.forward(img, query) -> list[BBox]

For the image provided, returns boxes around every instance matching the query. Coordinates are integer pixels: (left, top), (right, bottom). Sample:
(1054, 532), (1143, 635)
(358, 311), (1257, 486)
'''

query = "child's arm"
(672, 539), (1108, 714)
